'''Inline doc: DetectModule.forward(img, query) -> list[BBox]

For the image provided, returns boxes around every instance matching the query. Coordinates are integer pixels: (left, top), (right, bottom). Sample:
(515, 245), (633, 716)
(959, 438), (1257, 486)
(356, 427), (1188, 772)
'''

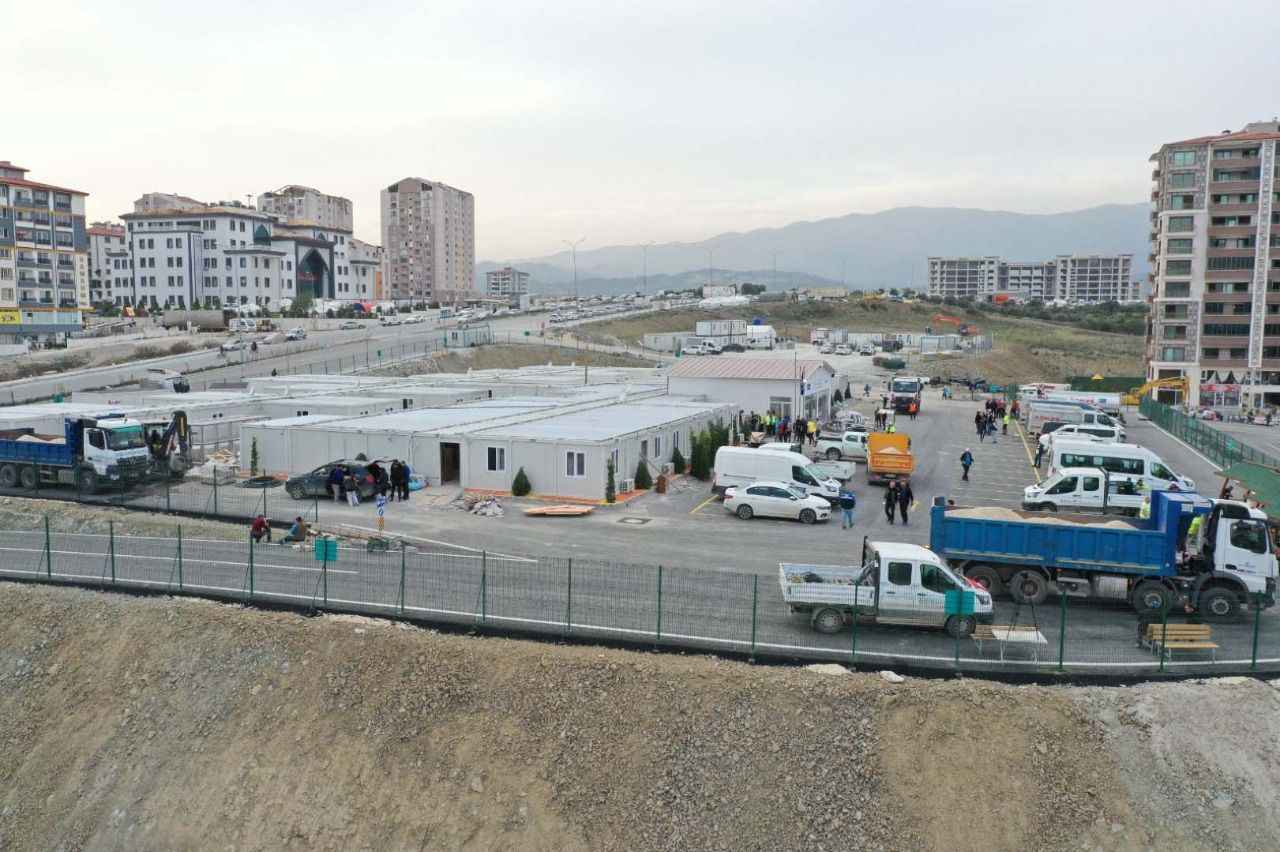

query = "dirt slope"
(1, 583), (1277, 851)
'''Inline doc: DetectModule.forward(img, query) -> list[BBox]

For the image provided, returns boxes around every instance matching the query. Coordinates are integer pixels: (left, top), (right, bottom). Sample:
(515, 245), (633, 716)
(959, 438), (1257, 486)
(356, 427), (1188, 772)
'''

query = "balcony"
(53, 201), (71, 212)
(57, 277), (75, 288)
(19, 297), (53, 308)
(1151, 168), (1161, 180)
(56, 258), (74, 269)
(58, 298), (78, 308)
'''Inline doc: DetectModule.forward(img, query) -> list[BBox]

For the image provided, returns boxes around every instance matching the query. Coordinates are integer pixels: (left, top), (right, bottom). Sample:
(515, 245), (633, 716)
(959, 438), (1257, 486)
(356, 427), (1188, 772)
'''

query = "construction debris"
(454, 493), (505, 517)
(524, 505), (594, 517)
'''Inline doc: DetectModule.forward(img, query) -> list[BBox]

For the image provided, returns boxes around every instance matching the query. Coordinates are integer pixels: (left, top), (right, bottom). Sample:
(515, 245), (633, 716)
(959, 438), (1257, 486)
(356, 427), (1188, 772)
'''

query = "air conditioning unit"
(661, 463), (675, 475)
(619, 478), (635, 492)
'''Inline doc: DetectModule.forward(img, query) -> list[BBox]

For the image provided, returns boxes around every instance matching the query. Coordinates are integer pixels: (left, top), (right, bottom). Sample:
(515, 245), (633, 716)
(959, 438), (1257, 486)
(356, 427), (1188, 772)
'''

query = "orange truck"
(866, 433), (914, 485)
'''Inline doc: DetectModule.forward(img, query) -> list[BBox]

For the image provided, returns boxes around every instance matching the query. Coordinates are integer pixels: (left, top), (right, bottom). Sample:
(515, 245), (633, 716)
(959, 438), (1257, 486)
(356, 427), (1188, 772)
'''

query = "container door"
(876, 561), (920, 624)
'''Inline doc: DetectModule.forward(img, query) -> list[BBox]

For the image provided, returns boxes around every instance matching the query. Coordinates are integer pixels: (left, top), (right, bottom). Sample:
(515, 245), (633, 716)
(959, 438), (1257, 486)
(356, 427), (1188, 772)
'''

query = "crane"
(1122, 377), (1188, 406)
(930, 313), (978, 336)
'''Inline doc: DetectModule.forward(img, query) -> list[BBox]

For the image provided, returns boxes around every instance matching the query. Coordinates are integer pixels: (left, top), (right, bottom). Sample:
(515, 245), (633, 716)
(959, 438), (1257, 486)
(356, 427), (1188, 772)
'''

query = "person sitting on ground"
(282, 516), (308, 543)
(250, 514), (271, 543)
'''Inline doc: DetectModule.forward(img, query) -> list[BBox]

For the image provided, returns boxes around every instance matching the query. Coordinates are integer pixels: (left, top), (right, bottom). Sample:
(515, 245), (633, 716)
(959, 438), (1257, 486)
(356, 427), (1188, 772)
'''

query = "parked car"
(834, 343), (853, 356)
(285, 460), (381, 500)
(285, 327), (307, 341)
(721, 343), (747, 353)
(259, 332), (284, 345)
(338, 320), (363, 330)
(859, 345), (875, 356)
(220, 338), (246, 353)
(379, 315), (402, 327)
(819, 342), (834, 354)
(403, 314), (426, 324)
(723, 481), (831, 524)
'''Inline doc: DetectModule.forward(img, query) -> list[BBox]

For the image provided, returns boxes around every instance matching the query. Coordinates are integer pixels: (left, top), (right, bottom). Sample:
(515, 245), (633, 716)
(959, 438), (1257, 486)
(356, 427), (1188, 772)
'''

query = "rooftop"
(472, 399), (727, 443)
(668, 357), (832, 381)
(1153, 121), (1280, 157)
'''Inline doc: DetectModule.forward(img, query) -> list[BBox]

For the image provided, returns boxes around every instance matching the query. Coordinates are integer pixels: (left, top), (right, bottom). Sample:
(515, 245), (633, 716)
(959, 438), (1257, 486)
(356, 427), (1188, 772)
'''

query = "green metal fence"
(2, 520), (1278, 676)
(1139, 397), (1280, 470)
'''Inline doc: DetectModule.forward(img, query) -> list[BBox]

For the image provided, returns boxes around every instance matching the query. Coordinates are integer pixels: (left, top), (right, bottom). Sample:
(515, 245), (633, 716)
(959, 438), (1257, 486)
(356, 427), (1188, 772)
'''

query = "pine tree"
(512, 467), (532, 496)
(605, 458), (616, 503)
(671, 446), (686, 474)
(634, 459), (653, 490)
(249, 437), (260, 477)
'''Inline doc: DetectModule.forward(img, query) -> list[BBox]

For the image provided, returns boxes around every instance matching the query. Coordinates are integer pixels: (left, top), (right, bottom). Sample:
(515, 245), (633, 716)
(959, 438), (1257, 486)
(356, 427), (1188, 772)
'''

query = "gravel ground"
(2, 583), (1279, 850)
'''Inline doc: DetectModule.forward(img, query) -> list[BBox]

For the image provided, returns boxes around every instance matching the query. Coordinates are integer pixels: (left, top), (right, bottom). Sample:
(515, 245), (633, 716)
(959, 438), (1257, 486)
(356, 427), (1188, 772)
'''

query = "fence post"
(248, 534), (255, 600)
(850, 578), (860, 665)
(480, 550), (487, 624)
(750, 574), (758, 661)
(212, 467), (219, 515)
(322, 544), (329, 607)
(1158, 601), (1169, 673)
(1251, 592), (1263, 671)
(165, 477), (171, 513)
(44, 514), (52, 579)
(108, 520), (116, 585)
(565, 558), (573, 636)
(176, 525), (184, 591)
(1057, 590), (1067, 672)
(655, 564), (663, 642)
(314, 495), (319, 523)
(399, 545), (406, 616)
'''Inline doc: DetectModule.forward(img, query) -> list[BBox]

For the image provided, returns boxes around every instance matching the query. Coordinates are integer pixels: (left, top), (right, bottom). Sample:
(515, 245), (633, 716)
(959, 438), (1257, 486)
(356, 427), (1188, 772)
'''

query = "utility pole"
(706, 248), (713, 289)
(772, 251), (780, 292)
(642, 241), (656, 294)
(563, 237), (585, 301)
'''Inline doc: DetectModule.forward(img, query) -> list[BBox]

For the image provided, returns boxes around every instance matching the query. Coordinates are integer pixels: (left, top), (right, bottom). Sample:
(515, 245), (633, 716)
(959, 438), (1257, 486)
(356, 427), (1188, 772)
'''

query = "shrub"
(671, 446), (686, 474)
(634, 460), (653, 490)
(605, 458), (616, 503)
(511, 467), (532, 496)
(249, 437), (260, 477)
(168, 341), (194, 355)
(832, 389), (843, 404)
(133, 345), (163, 360)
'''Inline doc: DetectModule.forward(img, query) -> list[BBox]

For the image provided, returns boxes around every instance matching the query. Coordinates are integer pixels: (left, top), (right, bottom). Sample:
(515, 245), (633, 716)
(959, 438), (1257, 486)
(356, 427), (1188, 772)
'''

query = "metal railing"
(1139, 396), (1280, 470)
(0, 522), (1275, 676)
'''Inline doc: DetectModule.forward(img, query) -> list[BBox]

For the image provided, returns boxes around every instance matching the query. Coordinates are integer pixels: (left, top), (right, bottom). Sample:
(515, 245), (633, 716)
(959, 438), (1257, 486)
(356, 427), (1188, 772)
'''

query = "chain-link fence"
(2, 522), (1277, 676)
(1139, 397), (1280, 470)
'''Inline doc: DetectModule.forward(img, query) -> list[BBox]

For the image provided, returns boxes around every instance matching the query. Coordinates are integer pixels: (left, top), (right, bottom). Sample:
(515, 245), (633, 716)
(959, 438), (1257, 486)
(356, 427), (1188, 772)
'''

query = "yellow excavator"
(1122, 376), (1188, 406)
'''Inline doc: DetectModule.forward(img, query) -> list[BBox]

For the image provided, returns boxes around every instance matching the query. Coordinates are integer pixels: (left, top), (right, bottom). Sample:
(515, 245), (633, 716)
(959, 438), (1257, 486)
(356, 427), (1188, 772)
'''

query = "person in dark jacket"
(328, 465), (345, 501)
(398, 460), (412, 501)
(838, 490), (857, 530)
(897, 481), (914, 525)
(883, 482), (898, 525)
(960, 448), (974, 482)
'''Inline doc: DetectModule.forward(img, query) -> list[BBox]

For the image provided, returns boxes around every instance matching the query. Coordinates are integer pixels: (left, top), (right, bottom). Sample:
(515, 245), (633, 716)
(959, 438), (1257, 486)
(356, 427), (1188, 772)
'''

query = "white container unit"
(238, 415), (344, 476)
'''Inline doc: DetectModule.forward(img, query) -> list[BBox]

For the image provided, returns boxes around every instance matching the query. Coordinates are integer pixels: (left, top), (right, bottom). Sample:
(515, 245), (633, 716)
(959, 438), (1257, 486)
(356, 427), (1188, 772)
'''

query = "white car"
(338, 320), (362, 330)
(403, 314), (426, 324)
(819, 342), (834, 354)
(859, 345), (875, 356)
(220, 338), (246, 353)
(723, 481), (831, 524)
(285, 327), (306, 341)
(379, 315), (402, 327)
(834, 343), (853, 356)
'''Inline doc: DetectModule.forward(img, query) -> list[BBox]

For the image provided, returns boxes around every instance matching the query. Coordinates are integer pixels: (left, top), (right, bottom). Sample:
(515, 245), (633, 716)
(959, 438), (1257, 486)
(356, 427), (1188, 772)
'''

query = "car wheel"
(0, 465), (16, 488)
(826, 447), (842, 460)
(945, 615), (976, 639)
(287, 483), (306, 499)
(736, 504), (753, 520)
(19, 466), (38, 490)
(799, 508), (817, 525)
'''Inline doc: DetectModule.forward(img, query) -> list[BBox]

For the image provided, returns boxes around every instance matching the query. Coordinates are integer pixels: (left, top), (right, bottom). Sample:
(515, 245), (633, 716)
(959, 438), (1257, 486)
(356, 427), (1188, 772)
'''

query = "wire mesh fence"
(1139, 397), (1280, 470)
(4, 522), (1279, 676)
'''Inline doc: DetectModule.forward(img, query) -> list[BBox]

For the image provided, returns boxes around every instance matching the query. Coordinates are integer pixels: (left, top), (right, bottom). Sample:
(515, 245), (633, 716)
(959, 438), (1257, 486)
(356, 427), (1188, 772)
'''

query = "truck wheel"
(1132, 581), (1173, 616)
(798, 508), (817, 525)
(0, 465), (16, 488)
(1197, 587), (1240, 622)
(945, 615), (976, 639)
(736, 504), (754, 520)
(811, 607), (844, 634)
(77, 469), (98, 494)
(19, 466), (38, 490)
(966, 565), (1005, 596)
(826, 447), (842, 460)
(1008, 570), (1049, 606)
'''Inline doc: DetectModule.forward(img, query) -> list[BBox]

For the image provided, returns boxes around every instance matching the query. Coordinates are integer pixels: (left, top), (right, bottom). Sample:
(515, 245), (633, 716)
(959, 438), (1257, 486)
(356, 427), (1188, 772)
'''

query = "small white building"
(667, 357), (835, 421)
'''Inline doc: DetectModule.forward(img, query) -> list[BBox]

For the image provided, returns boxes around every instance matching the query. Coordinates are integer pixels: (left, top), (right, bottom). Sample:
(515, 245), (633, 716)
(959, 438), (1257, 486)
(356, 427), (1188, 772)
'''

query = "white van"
(1022, 467), (1145, 514)
(1048, 439), (1195, 493)
(1026, 401), (1122, 434)
(1037, 422), (1125, 450)
(713, 446), (841, 503)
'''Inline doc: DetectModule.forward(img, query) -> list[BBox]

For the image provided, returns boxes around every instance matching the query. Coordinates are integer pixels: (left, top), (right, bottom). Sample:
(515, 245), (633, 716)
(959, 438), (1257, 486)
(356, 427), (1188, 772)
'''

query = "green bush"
(249, 437), (260, 477)
(671, 446), (686, 474)
(634, 460), (653, 490)
(605, 458), (616, 503)
(512, 467), (532, 496)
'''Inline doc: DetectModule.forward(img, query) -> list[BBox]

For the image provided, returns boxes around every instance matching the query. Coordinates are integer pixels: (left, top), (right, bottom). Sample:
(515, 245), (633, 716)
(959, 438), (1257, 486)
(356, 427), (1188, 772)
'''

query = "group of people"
(325, 459), (414, 507)
(744, 411), (820, 447)
(881, 480), (914, 525)
(250, 514), (309, 544)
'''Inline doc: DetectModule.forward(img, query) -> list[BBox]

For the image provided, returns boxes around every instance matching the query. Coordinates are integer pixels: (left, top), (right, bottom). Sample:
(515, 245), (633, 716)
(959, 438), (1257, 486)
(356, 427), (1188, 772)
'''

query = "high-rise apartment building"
(1145, 120), (1280, 409)
(381, 177), (475, 305)
(928, 254), (1136, 304)
(0, 160), (89, 342)
(87, 222), (129, 306)
(485, 266), (529, 300)
(258, 185), (353, 231)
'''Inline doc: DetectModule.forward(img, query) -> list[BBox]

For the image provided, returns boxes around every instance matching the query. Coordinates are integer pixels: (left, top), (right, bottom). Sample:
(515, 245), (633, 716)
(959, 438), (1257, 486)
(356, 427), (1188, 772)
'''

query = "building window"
(486, 447), (505, 472)
(1203, 323), (1250, 336)
(1159, 347), (1185, 361)
(1167, 216), (1194, 232)
(1207, 256), (1254, 271)
(1170, 150), (1196, 167)
(1165, 239), (1193, 254)
(1169, 195), (1196, 210)
(1203, 302), (1224, 314)
(565, 451), (585, 478)
(1164, 260), (1192, 276)
(1168, 172), (1196, 189)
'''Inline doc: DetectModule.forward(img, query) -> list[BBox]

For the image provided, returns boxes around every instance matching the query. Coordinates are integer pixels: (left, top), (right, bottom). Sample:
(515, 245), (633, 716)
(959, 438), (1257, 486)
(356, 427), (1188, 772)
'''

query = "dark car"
(286, 460), (381, 500)
(1038, 420), (1067, 437)
(721, 343), (747, 353)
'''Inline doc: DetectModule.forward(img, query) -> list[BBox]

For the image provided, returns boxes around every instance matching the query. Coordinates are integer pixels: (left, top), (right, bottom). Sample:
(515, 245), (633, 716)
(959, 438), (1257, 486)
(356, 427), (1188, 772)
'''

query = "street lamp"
(563, 237), (585, 301)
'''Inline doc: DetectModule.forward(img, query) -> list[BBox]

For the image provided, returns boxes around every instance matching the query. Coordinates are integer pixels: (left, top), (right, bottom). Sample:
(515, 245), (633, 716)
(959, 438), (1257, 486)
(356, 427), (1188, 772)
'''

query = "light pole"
(563, 237), (585, 301)
(705, 248), (713, 289)
(641, 241), (656, 294)
(772, 252), (780, 292)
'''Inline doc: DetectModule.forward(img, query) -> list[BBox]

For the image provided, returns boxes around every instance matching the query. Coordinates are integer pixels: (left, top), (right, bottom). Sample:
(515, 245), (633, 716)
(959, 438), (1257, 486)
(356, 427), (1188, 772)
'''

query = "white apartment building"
(927, 257), (1000, 300)
(133, 192), (204, 213)
(485, 266), (529, 300)
(0, 160), (89, 342)
(381, 177), (475, 305)
(87, 222), (129, 306)
(928, 254), (1136, 304)
(1052, 254), (1137, 304)
(258, 185), (353, 231)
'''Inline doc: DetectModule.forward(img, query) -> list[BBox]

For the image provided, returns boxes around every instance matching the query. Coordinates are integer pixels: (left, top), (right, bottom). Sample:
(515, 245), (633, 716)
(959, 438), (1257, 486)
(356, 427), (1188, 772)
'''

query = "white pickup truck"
(816, 430), (870, 461)
(780, 541), (993, 638)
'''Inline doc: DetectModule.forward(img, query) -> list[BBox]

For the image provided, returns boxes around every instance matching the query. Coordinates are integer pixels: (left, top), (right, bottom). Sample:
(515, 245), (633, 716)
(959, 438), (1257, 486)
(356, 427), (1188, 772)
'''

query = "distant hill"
(477, 203), (1149, 295)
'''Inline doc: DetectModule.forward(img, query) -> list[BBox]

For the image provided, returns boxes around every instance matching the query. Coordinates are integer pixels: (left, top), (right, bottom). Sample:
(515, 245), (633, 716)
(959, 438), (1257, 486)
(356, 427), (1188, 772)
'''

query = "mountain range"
(477, 203), (1150, 295)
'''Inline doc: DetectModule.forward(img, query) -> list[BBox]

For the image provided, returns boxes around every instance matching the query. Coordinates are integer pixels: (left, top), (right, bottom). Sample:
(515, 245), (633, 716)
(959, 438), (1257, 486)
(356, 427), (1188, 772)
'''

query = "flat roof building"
(667, 357), (837, 421)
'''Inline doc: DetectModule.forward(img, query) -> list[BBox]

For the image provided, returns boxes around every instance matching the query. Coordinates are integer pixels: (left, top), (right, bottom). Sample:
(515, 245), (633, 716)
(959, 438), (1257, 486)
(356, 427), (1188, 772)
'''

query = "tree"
(740, 282), (766, 296)
(832, 388), (844, 404)
(634, 459), (653, 490)
(512, 467), (532, 496)
(671, 445), (686, 474)
(605, 458), (616, 503)
(249, 437), (260, 477)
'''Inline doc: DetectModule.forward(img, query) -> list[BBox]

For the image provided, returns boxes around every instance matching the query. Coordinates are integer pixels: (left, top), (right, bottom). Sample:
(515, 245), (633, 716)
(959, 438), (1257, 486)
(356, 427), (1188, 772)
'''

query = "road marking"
(689, 494), (720, 515)
(1013, 420), (1041, 484)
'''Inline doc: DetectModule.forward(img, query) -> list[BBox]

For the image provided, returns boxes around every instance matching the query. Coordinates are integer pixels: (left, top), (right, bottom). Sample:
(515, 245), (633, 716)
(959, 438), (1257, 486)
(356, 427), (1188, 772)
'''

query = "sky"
(9, 0), (1279, 261)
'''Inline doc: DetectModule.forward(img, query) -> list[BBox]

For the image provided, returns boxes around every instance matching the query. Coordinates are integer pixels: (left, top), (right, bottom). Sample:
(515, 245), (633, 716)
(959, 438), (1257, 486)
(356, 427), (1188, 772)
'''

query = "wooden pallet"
(524, 505), (594, 517)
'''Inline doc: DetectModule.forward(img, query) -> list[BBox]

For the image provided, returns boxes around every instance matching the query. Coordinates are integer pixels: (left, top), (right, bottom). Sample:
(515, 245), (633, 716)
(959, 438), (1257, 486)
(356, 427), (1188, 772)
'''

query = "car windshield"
(106, 425), (146, 450)
(891, 380), (918, 393)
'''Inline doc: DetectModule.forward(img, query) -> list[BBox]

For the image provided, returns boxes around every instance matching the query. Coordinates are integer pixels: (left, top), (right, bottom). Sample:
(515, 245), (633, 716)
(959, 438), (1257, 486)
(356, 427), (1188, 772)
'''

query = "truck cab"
(76, 416), (153, 488)
(780, 541), (993, 638)
(888, 376), (922, 414)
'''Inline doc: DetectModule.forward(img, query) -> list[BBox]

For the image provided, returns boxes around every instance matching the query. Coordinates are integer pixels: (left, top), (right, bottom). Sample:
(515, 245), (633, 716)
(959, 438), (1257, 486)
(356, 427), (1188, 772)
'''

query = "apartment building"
(349, 237), (383, 302)
(258, 185), (353, 231)
(381, 177), (475, 305)
(1145, 120), (1280, 409)
(0, 160), (89, 342)
(929, 254), (1135, 304)
(88, 222), (129, 306)
(485, 266), (529, 300)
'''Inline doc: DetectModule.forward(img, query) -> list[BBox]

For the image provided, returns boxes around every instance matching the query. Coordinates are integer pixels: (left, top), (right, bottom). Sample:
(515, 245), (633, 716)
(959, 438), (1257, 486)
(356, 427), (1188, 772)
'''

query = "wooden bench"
(972, 624), (1048, 662)
(1143, 623), (1217, 661)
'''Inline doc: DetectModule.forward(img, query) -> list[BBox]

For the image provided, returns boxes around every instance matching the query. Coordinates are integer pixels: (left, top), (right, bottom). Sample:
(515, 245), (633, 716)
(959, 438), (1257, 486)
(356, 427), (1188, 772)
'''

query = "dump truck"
(888, 376), (922, 414)
(929, 491), (1277, 620)
(866, 432), (913, 485)
(780, 540), (994, 638)
(0, 413), (154, 492)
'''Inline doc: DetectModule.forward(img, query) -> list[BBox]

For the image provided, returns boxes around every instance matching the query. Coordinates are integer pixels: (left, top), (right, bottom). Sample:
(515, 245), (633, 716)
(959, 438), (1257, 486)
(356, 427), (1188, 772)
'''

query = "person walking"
(399, 460), (412, 501)
(1002, 412), (1010, 435)
(1033, 439), (1045, 468)
(328, 464), (345, 502)
(838, 489), (857, 530)
(897, 481), (914, 525)
(864, 383), (871, 399)
(974, 411), (984, 437)
(807, 418), (817, 447)
(960, 448), (973, 482)
(883, 482), (898, 525)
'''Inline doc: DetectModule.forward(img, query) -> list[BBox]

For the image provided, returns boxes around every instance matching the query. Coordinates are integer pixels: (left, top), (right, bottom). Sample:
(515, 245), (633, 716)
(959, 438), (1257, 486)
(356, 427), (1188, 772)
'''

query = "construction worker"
(1002, 412), (1010, 435)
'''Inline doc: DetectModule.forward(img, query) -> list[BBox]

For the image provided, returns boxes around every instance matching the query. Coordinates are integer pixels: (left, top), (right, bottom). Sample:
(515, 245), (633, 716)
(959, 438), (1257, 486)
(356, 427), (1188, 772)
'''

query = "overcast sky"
(10, 0), (1278, 260)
